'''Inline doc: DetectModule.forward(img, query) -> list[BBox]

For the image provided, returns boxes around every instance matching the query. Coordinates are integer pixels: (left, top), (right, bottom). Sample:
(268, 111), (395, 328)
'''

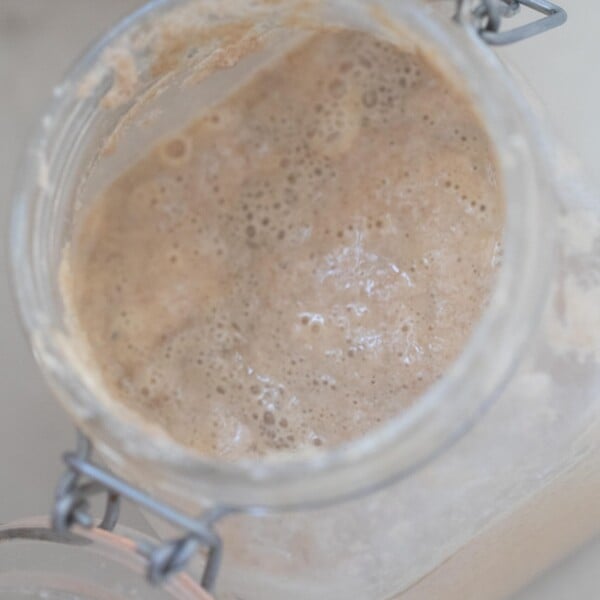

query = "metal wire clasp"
(455, 0), (567, 45)
(52, 432), (231, 593)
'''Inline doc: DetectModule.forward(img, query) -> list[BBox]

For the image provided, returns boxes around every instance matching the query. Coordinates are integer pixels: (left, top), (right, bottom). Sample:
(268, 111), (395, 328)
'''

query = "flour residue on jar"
(62, 30), (504, 459)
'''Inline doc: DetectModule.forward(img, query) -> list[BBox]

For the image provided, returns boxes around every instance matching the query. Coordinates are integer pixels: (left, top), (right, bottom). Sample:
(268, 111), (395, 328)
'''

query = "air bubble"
(160, 136), (192, 167)
(362, 90), (378, 108)
(328, 78), (347, 99)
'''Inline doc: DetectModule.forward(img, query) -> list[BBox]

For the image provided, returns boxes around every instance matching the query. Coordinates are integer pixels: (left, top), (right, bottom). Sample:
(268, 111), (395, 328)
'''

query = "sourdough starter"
(62, 30), (504, 459)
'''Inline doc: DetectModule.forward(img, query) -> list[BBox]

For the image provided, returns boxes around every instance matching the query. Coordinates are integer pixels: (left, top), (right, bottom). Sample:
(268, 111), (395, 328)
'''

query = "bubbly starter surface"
(63, 31), (504, 459)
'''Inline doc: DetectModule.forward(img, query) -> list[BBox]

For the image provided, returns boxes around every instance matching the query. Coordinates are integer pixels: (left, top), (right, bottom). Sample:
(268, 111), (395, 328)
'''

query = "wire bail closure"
(455, 0), (567, 45)
(52, 432), (231, 594)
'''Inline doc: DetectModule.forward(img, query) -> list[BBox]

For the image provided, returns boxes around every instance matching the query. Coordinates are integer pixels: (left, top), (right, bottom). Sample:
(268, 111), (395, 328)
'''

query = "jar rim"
(10, 0), (556, 510)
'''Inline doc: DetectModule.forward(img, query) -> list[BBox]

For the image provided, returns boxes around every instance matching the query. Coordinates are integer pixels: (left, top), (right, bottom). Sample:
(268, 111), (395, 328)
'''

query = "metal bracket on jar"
(52, 432), (231, 594)
(455, 0), (567, 45)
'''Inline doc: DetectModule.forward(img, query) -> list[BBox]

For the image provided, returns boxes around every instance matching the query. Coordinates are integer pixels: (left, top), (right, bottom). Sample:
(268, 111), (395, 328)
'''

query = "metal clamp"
(456, 0), (567, 45)
(52, 432), (231, 593)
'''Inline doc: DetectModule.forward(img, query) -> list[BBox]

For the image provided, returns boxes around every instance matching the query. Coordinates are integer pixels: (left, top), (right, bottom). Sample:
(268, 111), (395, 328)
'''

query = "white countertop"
(0, 2), (598, 598)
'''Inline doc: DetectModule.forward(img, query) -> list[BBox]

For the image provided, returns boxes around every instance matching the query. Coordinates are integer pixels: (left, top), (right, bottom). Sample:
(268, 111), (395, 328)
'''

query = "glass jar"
(9, 1), (600, 599)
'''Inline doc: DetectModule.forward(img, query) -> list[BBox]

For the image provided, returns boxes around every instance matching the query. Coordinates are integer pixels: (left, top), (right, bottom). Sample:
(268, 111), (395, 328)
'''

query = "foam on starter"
(63, 31), (504, 459)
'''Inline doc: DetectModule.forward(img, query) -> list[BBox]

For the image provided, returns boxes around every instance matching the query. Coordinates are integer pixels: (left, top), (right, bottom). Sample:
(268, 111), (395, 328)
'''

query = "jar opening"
(10, 0), (554, 509)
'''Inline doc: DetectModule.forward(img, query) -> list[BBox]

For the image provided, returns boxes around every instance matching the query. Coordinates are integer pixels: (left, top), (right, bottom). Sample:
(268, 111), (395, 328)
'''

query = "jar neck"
(11, 0), (556, 511)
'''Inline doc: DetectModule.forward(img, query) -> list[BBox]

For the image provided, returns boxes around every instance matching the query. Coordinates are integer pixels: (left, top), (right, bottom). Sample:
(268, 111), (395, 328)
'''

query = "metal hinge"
(52, 432), (232, 594)
(455, 0), (567, 45)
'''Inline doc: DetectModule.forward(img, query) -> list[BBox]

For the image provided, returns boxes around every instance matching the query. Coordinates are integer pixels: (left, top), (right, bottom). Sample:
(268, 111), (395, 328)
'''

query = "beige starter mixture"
(62, 29), (504, 459)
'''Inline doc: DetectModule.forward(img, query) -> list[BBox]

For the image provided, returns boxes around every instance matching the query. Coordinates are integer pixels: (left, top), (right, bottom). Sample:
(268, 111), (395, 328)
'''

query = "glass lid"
(0, 517), (212, 600)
